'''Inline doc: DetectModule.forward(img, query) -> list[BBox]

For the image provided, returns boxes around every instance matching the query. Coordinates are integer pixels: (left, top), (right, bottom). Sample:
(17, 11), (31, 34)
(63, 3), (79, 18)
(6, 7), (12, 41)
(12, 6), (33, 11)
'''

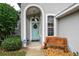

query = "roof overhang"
(56, 3), (79, 18)
(18, 3), (21, 8)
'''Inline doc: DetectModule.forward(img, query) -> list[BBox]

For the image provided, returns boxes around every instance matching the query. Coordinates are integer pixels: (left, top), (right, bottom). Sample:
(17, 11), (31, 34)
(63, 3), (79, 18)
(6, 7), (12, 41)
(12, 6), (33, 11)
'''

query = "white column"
(21, 11), (27, 47)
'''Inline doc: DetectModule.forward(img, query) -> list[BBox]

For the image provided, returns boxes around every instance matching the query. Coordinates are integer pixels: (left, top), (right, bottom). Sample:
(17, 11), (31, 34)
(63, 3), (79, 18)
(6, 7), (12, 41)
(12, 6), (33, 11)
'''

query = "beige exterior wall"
(20, 3), (73, 47)
(57, 10), (79, 52)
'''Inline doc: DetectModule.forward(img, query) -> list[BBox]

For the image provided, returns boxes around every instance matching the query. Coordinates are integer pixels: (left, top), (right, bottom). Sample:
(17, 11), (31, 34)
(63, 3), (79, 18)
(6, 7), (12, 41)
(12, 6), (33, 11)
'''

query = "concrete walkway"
(26, 42), (44, 56)
(25, 42), (73, 56)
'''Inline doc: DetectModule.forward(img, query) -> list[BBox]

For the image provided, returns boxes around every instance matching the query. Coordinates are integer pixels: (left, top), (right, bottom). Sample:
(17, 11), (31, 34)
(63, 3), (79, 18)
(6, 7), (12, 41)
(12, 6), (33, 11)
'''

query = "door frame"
(30, 17), (32, 41)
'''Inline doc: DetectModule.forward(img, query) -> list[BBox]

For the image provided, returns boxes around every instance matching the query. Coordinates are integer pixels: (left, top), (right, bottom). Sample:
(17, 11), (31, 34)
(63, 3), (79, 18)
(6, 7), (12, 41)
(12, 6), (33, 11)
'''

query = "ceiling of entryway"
(26, 6), (41, 19)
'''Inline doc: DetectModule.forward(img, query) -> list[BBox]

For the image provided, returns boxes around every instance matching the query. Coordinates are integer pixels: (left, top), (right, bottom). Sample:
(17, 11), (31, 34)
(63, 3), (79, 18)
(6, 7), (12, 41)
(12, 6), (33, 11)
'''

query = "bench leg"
(44, 43), (47, 49)
(64, 47), (68, 52)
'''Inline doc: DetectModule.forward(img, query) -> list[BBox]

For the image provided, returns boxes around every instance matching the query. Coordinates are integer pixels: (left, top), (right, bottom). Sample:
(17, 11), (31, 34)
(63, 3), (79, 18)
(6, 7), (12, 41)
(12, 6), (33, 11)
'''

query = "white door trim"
(30, 17), (32, 41)
(23, 4), (44, 46)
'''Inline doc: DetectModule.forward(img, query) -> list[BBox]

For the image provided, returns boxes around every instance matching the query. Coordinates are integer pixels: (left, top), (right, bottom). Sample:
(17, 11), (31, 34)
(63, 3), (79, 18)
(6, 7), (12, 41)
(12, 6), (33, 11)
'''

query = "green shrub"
(1, 36), (22, 51)
(0, 42), (1, 45)
(0, 3), (19, 41)
(73, 52), (79, 56)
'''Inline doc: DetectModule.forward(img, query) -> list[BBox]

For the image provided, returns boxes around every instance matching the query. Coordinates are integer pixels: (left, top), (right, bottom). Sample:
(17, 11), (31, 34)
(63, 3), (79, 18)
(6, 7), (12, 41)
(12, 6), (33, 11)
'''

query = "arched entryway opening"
(26, 6), (41, 42)
(23, 4), (44, 46)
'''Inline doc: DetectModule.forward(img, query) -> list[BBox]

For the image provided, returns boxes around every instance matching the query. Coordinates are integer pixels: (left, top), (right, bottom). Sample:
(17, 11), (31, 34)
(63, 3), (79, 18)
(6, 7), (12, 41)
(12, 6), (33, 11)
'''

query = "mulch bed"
(42, 48), (74, 56)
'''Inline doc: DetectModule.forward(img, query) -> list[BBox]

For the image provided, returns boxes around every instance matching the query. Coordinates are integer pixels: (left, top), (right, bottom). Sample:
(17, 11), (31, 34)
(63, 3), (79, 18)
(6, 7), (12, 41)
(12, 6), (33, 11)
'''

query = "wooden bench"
(44, 36), (68, 52)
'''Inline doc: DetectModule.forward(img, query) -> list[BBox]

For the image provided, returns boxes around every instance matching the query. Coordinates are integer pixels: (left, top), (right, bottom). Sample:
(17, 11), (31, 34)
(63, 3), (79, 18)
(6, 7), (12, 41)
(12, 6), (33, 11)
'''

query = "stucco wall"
(21, 3), (73, 15)
(21, 3), (73, 38)
(20, 3), (74, 47)
(57, 10), (79, 52)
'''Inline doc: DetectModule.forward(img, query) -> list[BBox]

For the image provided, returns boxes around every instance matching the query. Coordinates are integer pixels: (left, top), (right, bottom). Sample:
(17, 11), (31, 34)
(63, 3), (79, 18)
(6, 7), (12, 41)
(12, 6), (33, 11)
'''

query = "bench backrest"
(45, 36), (67, 47)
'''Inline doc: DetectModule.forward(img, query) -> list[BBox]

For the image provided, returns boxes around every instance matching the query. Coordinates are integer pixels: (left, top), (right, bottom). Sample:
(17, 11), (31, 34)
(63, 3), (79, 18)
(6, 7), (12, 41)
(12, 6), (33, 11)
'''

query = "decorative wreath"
(33, 23), (38, 29)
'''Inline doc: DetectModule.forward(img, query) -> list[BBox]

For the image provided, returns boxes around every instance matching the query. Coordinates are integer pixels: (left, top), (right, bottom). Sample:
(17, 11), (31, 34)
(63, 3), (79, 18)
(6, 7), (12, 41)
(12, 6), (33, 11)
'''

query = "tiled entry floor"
(26, 42), (44, 56)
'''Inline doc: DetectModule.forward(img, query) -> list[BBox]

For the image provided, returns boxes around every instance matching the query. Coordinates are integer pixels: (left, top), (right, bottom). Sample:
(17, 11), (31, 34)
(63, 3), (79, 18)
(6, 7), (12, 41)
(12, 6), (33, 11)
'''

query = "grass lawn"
(0, 48), (26, 56)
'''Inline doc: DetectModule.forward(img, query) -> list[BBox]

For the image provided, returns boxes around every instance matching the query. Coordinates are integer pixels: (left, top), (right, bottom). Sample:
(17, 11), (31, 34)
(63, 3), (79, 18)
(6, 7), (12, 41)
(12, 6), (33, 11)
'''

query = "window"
(32, 18), (35, 21)
(47, 15), (54, 36)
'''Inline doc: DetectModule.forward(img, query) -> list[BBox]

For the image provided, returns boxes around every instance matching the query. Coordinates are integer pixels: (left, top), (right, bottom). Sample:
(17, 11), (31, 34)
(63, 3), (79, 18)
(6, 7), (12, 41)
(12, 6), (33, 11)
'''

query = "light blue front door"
(32, 22), (39, 40)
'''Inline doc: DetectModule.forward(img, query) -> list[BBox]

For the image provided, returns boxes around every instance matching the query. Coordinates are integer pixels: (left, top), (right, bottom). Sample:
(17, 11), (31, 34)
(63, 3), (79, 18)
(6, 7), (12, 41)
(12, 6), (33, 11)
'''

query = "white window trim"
(46, 14), (56, 36)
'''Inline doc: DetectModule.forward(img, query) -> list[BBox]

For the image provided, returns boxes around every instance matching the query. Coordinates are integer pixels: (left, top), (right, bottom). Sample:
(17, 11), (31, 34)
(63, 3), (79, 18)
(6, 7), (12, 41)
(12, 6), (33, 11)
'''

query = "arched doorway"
(26, 6), (41, 42)
(23, 4), (44, 46)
